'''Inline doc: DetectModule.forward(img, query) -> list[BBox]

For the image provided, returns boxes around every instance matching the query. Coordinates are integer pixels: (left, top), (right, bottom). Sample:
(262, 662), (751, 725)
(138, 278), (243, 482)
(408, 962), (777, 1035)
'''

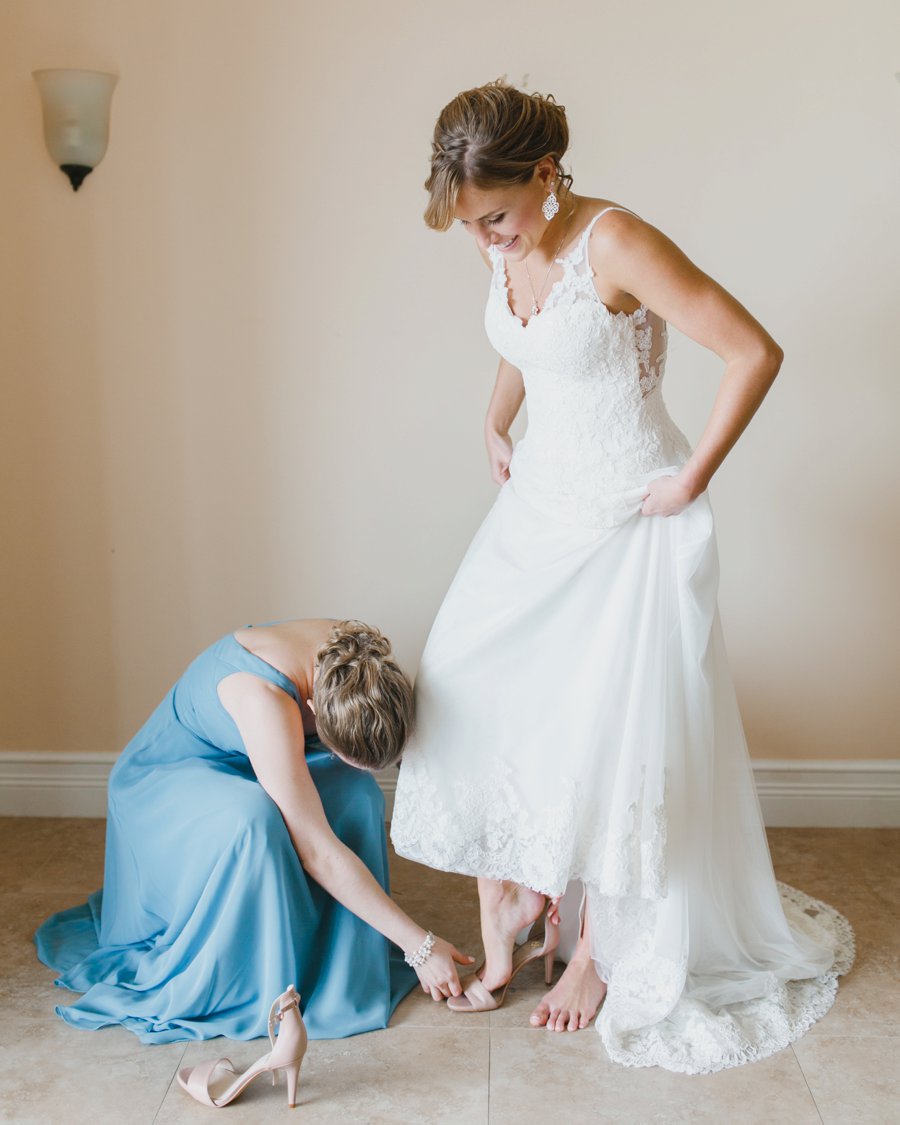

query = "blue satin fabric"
(34, 633), (416, 1043)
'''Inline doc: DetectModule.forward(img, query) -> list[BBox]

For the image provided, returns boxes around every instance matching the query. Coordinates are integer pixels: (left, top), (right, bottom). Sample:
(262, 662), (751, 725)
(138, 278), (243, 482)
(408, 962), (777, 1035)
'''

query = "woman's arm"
(589, 212), (784, 516)
(485, 358), (525, 484)
(218, 674), (473, 999)
(475, 242), (527, 485)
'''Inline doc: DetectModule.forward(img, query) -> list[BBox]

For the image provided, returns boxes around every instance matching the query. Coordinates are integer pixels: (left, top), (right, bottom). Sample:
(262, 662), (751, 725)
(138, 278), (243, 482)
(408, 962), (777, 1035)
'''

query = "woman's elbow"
(293, 835), (328, 882)
(753, 336), (783, 385)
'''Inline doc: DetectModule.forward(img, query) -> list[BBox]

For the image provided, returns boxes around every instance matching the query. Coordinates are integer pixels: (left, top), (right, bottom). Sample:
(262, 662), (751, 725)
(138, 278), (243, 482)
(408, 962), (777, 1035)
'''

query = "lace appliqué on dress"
(633, 306), (665, 398)
(593, 883), (855, 1075)
(392, 753), (668, 901)
(485, 232), (691, 531)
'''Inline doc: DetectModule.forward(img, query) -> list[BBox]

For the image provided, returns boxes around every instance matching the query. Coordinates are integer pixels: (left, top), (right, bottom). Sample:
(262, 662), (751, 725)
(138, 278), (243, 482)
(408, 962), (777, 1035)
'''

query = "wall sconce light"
(33, 68), (118, 191)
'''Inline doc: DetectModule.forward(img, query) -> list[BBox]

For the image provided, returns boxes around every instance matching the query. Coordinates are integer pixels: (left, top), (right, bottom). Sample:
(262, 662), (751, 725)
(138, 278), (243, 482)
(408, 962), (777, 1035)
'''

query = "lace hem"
(596, 883), (855, 1074)
(391, 758), (668, 900)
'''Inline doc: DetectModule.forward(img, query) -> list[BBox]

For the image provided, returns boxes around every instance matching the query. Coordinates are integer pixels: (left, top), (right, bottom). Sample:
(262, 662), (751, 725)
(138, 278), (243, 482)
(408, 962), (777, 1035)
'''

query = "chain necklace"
(524, 200), (577, 317)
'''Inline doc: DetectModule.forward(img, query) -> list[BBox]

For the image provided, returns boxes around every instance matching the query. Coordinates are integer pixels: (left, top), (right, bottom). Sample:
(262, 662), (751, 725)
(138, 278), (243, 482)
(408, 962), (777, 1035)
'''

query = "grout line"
(487, 1018), (492, 1125)
(791, 1044), (825, 1125)
(151, 1042), (187, 1124)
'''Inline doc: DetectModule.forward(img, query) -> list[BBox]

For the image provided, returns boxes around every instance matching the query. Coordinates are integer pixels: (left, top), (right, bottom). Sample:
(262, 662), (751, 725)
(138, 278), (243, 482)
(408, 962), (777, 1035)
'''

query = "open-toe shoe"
(177, 984), (308, 1108)
(447, 912), (560, 1013)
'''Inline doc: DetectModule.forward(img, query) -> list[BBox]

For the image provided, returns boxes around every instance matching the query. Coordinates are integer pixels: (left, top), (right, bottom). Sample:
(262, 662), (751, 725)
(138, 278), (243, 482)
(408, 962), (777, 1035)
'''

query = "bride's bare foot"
(478, 878), (546, 991)
(529, 950), (607, 1032)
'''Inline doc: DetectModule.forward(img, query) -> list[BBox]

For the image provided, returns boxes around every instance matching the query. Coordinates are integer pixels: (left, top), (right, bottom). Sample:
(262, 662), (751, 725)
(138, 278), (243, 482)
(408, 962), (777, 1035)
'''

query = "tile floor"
(0, 819), (897, 1123)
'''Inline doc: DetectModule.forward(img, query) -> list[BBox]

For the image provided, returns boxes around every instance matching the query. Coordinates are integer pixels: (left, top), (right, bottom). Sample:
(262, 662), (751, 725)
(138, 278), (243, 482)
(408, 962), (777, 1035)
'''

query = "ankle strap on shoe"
(277, 996), (299, 1018)
(267, 987), (301, 1045)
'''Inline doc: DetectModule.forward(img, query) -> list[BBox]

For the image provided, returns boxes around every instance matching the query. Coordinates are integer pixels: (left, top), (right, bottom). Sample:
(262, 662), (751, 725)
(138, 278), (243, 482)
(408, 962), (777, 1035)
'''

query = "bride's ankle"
(478, 879), (538, 911)
(477, 878), (508, 909)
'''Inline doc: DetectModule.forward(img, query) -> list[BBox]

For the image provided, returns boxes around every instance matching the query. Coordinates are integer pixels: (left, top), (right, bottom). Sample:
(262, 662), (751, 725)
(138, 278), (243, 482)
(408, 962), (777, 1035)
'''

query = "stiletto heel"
(448, 905), (560, 1013)
(177, 984), (308, 1108)
(283, 1060), (301, 1108)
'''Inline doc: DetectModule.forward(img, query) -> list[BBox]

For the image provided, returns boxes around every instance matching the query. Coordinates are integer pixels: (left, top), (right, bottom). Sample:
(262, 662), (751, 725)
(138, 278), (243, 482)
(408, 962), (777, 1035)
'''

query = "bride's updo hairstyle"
(312, 621), (414, 770)
(424, 79), (573, 232)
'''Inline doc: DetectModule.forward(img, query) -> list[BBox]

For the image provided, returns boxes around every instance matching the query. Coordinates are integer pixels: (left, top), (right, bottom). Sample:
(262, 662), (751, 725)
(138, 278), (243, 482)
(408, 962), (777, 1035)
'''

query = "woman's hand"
(486, 428), (513, 485)
(414, 935), (475, 1001)
(641, 474), (697, 518)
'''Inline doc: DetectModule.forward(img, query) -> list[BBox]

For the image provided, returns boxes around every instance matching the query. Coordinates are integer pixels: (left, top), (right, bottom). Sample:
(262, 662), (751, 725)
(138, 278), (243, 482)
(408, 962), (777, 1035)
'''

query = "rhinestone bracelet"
(404, 930), (435, 968)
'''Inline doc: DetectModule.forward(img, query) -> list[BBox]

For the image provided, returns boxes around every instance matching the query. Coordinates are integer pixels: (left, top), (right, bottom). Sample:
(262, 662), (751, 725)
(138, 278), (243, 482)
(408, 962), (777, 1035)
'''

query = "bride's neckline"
(494, 209), (600, 327)
(493, 203), (643, 328)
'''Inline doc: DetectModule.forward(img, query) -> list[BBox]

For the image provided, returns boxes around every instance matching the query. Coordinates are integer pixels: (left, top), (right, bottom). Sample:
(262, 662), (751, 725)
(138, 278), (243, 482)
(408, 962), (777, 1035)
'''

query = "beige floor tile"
(793, 1035), (900, 1124)
(0, 1015), (185, 1125)
(0, 819), (106, 894)
(830, 886), (900, 950)
(0, 821), (59, 892)
(155, 1026), (489, 1123)
(0, 891), (92, 1008)
(768, 829), (900, 909)
(16, 824), (106, 897)
(489, 1029), (822, 1124)
(2, 820), (897, 1123)
(806, 967), (900, 1038)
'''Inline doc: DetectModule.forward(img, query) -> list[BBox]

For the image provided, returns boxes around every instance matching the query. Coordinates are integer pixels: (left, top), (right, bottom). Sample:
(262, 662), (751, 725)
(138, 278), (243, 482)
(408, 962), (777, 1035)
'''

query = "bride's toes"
(555, 1008), (570, 1032)
(529, 999), (551, 1027)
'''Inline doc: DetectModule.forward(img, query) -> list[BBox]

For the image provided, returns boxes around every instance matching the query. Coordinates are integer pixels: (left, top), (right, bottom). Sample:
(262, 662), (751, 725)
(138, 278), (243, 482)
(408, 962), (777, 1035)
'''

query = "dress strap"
(220, 634), (302, 705)
(570, 206), (640, 266)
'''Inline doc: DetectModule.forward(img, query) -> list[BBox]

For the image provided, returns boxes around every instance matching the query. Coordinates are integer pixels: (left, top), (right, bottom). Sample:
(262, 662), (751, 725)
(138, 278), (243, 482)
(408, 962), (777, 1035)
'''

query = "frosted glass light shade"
(33, 68), (118, 191)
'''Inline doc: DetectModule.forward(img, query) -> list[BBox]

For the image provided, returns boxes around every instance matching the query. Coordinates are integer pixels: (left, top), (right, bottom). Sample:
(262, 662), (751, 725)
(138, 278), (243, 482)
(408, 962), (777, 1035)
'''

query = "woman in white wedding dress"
(390, 80), (853, 1073)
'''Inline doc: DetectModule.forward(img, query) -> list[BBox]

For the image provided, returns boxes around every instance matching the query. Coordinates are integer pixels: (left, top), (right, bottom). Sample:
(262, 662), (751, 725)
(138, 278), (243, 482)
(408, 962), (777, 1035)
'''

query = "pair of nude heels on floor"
(176, 912), (562, 1109)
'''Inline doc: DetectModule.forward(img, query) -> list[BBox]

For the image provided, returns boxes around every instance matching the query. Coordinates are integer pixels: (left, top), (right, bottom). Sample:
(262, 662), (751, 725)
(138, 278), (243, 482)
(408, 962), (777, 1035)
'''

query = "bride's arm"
(476, 242), (526, 485)
(588, 211), (783, 516)
(218, 674), (473, 1000)
(485, 358), (525, 484)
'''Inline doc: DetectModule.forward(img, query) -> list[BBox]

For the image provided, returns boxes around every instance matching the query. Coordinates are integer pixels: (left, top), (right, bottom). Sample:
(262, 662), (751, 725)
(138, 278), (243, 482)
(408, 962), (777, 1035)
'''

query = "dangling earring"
(542, 190), (560, 221)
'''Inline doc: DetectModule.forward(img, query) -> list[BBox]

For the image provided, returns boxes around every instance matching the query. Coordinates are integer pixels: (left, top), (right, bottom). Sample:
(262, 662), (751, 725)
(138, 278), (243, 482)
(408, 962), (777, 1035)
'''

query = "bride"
(391, 80), (853, 1073)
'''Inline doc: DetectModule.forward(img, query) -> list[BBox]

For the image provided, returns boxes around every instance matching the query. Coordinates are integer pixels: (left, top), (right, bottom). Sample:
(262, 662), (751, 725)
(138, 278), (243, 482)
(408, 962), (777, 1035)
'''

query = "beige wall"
(1, 1), (898, 760)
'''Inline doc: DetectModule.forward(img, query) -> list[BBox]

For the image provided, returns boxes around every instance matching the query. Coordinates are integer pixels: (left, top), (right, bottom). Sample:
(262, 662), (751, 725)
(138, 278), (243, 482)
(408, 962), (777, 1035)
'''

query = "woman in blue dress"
(35, 618), (471, 1044)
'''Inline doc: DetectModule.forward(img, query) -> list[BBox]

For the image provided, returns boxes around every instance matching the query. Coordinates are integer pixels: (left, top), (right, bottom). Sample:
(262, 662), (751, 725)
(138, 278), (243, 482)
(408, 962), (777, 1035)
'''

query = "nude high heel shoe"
(447, 909), (560, 1013)
(177, 984), (308, 1108)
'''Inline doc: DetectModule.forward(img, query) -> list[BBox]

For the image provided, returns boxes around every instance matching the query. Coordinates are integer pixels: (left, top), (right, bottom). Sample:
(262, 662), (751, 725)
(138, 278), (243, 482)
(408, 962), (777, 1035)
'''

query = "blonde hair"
(424, 79), (573, 231)
(312, 621), (413, 770)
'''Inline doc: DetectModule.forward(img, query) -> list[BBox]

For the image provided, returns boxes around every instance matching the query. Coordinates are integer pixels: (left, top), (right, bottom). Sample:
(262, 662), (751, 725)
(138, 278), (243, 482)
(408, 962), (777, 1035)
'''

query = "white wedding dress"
(391, 208), (853, 1073)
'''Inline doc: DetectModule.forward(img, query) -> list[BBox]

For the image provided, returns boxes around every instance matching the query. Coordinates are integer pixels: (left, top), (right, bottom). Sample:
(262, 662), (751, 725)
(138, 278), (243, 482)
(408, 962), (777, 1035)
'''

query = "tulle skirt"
(391, 477), (853, 1073)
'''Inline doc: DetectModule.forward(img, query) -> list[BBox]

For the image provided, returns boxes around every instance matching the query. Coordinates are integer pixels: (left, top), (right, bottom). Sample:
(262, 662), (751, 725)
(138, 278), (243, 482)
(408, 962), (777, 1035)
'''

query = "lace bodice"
(486, 209), (691, 528)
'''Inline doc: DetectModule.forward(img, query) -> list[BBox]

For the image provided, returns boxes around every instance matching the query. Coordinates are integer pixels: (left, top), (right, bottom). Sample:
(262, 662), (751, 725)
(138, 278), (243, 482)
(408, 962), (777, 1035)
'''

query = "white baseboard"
(751, 760), (900, 827)
(0, 752), (118, 818)
(0, 752), (897, 827)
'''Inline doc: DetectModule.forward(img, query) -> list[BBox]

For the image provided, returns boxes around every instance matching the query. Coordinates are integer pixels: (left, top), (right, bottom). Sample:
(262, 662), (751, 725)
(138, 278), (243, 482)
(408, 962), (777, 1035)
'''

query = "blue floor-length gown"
(34, 632), (416, 1044)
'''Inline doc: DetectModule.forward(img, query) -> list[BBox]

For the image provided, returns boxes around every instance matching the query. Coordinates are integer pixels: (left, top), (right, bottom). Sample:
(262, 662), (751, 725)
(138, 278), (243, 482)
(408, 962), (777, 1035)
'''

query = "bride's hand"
(415, 935), (475, 1001)
(641, 474), (695, 518)
(485, 429), (513, 485)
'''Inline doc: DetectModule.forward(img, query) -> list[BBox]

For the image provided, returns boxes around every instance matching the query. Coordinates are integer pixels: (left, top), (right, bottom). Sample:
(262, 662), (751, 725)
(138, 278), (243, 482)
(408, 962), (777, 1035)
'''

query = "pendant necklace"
(524, 202), (577, 317)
